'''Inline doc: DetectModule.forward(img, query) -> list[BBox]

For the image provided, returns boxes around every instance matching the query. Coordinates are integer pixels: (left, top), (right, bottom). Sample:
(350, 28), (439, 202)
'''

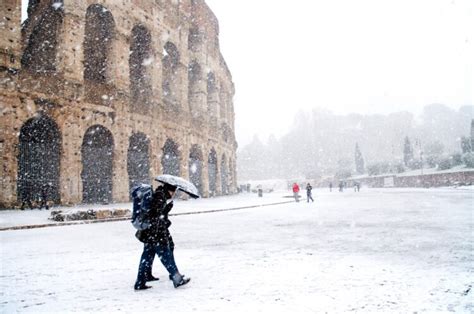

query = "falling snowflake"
(142, 57), (154, 66)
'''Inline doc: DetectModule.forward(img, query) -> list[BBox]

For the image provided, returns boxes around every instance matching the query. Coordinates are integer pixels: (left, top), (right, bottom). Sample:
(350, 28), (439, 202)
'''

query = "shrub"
(437, 157), (452, 170)
(463, 153), (474, 168)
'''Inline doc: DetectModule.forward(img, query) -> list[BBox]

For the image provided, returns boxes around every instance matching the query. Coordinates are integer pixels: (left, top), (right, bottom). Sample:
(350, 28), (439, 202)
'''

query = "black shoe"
(172, 274), (191, 288)
(134, 284), (152, 290)
(145, 275), (159, 282)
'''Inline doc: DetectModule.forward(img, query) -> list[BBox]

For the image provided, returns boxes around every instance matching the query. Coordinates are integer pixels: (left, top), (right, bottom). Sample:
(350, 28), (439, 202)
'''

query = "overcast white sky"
(205, 0), (473, 145)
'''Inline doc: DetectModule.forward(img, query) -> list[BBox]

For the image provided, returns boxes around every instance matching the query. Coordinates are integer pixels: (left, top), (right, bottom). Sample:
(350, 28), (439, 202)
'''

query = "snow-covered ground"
(1, 187), (473, 313)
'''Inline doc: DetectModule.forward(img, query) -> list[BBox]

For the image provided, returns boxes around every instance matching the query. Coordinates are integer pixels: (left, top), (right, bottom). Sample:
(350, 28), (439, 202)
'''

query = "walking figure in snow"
(329, 182), (333, 192)
(338, 181), (344, 192)
(292, 182), (300, 202)
(20, 183), (34, 210)
(134, 183), (190, 290)
(38, 183), (50, 210)
(306, 183), (314, 203)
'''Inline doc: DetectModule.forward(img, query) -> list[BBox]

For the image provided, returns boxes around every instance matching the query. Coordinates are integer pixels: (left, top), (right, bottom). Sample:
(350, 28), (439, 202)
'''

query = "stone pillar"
(0, 0), (21, 70)
(60, 114), (83, 205)
(111, 117), (129, 202)
(0, 96), (22, 207)
(215, 150), (222, 196)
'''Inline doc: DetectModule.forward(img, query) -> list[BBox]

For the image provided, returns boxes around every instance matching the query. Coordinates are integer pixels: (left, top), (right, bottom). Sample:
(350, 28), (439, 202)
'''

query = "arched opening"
(220, 83), (228, 121)
(161, 139), (180, 176)
(17, 115), (61, 205)
(188, 145), (203, 195)
(81, 125), (114, 204)
(21, 1), (64, 73)
(207, 72), (218, 118)
(221, 123), (230, 143)
(188, 60), (202, 115)
(208, 148), (218, 197)
(127, 132), (150, 193)
(162, 42), (180, 108)
(221, 154), (228, 195)
(188, 27), (201, 52)
(130, 25), (152, 107)
(83, 4), (115, 83)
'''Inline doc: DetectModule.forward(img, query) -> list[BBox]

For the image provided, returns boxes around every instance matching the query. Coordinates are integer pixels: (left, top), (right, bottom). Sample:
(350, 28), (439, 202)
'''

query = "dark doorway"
(128, 132), (150, 193)
(208, 148), (217, 197)
(81, 125), (114, 203)
(221, 154), (228, 195)
(17, 115), (61, 205)
(161, 139), (180, 176)
(188, 145), (203, 195)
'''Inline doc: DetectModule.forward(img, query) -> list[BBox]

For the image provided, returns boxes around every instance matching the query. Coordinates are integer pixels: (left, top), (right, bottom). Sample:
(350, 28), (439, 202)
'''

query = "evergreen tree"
(403, 136), (414, 166)
(354, 142), (365, 174)
(461, 136), (472, 153)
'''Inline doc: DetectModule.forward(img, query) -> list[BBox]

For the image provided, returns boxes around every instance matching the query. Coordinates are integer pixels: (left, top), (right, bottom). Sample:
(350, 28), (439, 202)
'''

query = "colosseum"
(0, 0), (237, 208)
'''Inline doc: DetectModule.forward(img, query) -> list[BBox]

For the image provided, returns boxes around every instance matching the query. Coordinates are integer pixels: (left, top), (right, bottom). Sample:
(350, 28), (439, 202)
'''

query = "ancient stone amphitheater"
(0, 0), (237, 208)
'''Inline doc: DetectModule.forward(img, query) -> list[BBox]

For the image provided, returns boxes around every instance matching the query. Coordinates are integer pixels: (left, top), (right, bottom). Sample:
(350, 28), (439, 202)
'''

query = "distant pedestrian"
(292, 182), (300, 202)
(20, 183), (34, 210)
(329, 182), (333, 192)
(306, 183), (314, 203)
(354, 182), (360, 192)
(38, 183), (50, 210)
(338, 181), (344, 192)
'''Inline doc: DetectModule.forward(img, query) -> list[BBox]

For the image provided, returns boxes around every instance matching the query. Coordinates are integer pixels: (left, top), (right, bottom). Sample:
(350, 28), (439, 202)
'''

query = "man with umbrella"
(134, 175), (199, 290)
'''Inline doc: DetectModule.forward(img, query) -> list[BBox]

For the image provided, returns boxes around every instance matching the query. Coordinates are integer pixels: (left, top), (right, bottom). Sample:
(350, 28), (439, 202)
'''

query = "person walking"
(306, 183), (314, 203)
(292, 182), (300, 202)
(38, 183), (50, 210)
(134, 183), (190, 290)
(20, 183), (34, 210)
(329, 182), (333, 192)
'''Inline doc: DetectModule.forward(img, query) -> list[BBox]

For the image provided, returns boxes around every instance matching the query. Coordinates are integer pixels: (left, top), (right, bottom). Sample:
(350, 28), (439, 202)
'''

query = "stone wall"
(344, 170), (474, 188)
(0, 0), (237, 208)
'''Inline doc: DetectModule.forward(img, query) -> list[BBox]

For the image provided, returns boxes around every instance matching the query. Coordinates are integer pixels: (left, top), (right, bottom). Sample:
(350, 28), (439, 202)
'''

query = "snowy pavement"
(1, 187), (473, 313)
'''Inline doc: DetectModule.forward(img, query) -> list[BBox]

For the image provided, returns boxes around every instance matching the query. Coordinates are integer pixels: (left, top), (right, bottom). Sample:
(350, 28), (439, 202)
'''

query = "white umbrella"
(155, 174), (200, 199)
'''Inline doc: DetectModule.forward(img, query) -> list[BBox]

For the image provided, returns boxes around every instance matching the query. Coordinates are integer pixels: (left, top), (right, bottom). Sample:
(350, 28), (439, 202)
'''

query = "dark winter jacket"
(136, 185), (174, 246)
(306, 184), (312, 195)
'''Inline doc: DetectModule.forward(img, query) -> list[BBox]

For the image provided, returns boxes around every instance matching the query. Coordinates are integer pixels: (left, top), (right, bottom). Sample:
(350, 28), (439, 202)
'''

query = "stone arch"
(17, 114), (61, 205)
(21, 1), (64, 73)
(161, 138), (180, 176)
(221, 123), (231, 143)
(228, 157), (235, 193)
(130, 25), (152, 107)
(127, 132), (150, 192)
(207, 72), (218, 118)
(188, 144), (203, 195)
(221, 153), (228, 195)
(188, 60), (202, 114)
(83, 4), (115, 83)
(208, 148), (218, 197)
(162, 41), (180, 107)
(81, 125), (114, 203)
(220, 83), (228, 121)
(188, 27), (202, 52)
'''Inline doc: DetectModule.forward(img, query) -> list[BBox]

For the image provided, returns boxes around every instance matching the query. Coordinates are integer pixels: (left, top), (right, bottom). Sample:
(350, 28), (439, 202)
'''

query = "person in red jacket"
(292, 182), (300, 202)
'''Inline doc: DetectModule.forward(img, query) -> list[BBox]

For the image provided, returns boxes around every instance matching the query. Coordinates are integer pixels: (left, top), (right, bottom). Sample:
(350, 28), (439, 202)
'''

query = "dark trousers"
(135, 243), (155, 287)
(156, 243), (179, 276)
(135, 240), (178, 287)
(307, 193), (314, 202)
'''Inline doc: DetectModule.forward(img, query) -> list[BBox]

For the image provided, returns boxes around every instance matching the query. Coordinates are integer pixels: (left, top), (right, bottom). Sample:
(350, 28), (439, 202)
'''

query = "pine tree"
(354, 142), (365, 174)
(403, 136), (414, 166)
